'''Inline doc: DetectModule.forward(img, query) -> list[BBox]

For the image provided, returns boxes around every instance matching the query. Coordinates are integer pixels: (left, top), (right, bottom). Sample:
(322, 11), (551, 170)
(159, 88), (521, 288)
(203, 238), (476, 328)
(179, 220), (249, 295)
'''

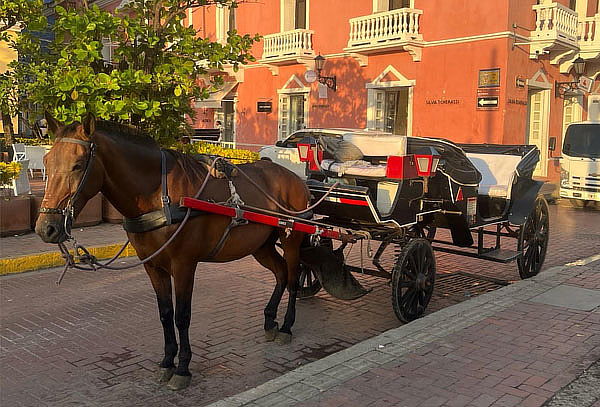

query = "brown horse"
(35, 114), (310, 390)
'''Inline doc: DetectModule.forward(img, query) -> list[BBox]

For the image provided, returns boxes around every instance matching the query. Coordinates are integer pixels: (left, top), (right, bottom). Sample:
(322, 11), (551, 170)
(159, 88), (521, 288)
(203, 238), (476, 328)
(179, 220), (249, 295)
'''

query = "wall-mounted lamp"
(315, 54), (337, 92)
(555, 57), (586, 98)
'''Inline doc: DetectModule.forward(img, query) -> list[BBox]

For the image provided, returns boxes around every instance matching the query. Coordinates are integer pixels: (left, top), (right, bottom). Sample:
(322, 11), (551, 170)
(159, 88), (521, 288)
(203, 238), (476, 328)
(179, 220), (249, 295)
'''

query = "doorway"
(525, 88), (550, 177)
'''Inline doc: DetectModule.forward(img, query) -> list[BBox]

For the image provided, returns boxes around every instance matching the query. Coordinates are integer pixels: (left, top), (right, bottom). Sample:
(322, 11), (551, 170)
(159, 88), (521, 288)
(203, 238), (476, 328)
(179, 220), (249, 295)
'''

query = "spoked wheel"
(517, 197), (550, 279)
(417, 225), (437, 241)
(297, 263), (322, 298)
(391, 238), (436, 323)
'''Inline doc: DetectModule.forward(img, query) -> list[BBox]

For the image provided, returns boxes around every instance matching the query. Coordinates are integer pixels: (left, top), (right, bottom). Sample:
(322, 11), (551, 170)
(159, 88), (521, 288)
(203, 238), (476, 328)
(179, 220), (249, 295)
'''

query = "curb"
(0, 242), (137, 276)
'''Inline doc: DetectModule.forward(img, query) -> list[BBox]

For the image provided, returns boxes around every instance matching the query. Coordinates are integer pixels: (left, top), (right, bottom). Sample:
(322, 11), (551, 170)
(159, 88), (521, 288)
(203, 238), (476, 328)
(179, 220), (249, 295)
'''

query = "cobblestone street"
(1, 203), (599, 406)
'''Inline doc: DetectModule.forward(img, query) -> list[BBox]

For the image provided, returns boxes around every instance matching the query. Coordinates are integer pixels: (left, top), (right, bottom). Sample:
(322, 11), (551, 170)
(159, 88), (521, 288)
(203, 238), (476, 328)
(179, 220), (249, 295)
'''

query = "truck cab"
(559, 121), (600, 207)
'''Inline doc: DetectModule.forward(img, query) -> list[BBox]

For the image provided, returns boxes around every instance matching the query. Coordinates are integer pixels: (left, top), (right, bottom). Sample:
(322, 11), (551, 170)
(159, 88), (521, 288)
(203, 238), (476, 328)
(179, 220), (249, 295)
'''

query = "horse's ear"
(44, 111), (63, 135)
(82, 113), (96, 138)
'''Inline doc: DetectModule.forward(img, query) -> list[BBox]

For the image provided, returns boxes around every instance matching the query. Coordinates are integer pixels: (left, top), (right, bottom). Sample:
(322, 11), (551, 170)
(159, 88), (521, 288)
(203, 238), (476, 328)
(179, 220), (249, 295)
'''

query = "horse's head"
(35, 113), (104, 243)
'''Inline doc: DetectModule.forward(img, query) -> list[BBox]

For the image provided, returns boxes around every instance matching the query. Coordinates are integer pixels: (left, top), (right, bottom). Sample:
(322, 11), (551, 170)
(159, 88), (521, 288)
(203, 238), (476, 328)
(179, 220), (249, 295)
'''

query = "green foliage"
(0, 162), (22, 185)
(181, 142), (259, 164)
(3, 0), (259, 145)
(13, 137), (49, 146)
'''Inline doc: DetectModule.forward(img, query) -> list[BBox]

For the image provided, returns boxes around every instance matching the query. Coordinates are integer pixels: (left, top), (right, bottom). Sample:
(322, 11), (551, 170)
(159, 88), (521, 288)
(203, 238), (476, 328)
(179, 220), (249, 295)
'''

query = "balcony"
(344, 8), (424, 62)
(579, 14), (600, 61)
(529, 2), (578, 58)
(260, 29), (315, 66)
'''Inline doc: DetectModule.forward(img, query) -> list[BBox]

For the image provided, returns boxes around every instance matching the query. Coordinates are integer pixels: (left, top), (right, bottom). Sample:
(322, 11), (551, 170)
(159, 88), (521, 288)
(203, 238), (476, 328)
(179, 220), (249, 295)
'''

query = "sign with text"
(478, 68), (501, 88)
(257, 101), (272, 112)
(515, 76), (526, 88)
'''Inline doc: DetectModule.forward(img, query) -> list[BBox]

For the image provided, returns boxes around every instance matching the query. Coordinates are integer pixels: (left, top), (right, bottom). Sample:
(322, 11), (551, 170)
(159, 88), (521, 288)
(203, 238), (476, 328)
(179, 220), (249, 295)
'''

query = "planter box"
(102, 195), (123, 223)
(30, 193), (103, 229)
(1, 195), (31, 237)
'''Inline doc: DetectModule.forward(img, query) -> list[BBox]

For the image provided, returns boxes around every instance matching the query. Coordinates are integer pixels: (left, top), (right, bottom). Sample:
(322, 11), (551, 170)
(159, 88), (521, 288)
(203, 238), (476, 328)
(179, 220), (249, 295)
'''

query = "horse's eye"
(72, 164), (83, 171)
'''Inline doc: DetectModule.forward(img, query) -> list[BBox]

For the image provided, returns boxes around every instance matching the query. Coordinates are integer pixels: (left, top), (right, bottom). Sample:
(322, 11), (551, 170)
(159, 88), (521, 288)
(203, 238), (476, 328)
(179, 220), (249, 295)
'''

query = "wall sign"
(478, 68), (501, 88)
(508, 98), (527, 106)
(257, 101), (272, 112)
(426, 98), (460, 105)
(477, 96), (499, 109)
(515, 76), (526, 88)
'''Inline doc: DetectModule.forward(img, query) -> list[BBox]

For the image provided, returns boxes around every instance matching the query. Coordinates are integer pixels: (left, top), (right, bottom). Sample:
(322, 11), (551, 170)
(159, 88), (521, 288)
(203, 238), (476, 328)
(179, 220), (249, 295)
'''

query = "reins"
(53, 144), (339, 285)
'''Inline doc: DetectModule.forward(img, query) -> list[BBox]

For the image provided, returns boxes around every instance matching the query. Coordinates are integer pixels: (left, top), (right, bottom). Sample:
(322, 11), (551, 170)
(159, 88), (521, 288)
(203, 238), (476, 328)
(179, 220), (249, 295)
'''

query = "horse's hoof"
(167, 374), (192, 391)
(265, 324), (279, 342)
(157, 367), (175, 383)
(274, 331), (292, 345)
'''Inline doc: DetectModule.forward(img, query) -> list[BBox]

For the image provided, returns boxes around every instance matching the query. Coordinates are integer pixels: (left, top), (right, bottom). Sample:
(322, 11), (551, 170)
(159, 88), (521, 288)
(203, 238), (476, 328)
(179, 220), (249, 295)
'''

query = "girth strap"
(204, 209), (248, 260)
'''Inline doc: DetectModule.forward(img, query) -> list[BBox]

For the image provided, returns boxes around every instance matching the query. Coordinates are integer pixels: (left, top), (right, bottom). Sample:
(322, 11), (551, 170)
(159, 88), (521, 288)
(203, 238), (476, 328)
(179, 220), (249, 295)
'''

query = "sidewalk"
(209, 255), (600, 407)
(0, 223), (131, 275)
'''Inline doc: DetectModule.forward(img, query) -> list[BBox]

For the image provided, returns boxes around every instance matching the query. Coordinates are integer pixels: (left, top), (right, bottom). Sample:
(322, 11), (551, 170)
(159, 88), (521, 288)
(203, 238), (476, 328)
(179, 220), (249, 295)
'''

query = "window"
(278, 93), (307, 139)
(295, 0), (306, 29)
(369, 89), (409, 134)
(281, 0), (309, 31)
(216, 6), (236, 43)
(389, 0), (410, 10)
(568, 0), (576, 11)
(374, 0), (411, 12)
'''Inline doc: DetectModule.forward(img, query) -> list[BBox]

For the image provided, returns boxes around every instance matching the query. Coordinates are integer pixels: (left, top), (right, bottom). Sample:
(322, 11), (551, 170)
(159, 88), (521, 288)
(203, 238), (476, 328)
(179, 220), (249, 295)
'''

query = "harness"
(39, 138), (97, 239)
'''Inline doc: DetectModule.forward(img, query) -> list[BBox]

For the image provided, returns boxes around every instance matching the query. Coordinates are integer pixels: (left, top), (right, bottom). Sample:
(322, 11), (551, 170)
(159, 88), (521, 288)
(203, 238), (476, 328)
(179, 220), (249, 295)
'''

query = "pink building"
(191, 0), (600, 186)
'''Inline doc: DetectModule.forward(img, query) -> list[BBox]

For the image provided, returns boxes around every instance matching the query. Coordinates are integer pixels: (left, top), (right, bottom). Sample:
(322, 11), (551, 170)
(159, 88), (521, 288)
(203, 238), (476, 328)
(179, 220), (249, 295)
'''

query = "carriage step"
(479, 249), (520, 263)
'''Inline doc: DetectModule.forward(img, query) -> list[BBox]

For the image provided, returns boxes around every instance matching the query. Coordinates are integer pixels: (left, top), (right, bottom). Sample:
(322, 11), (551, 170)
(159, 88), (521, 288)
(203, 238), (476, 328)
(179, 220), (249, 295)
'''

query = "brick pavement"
(211, 258), (600, 407)
(0, 204), (599, 406)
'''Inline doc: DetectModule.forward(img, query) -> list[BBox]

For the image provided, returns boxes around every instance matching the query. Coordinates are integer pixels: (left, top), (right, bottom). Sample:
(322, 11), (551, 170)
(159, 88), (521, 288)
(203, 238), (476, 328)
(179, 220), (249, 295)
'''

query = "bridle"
(39, 137), (97, 240)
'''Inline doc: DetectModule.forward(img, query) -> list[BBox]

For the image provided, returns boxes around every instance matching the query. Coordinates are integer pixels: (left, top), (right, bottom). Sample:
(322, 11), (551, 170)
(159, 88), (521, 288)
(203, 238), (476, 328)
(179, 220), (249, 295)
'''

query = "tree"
(0, 0), (46, 143)
(3, 0), (258, 145)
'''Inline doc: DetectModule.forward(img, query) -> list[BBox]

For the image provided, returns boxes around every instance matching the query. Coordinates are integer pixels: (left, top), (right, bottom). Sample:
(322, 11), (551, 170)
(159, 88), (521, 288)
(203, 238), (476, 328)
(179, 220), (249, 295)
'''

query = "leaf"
(71, 89), (78, 100)
(174, 86), (182, 97)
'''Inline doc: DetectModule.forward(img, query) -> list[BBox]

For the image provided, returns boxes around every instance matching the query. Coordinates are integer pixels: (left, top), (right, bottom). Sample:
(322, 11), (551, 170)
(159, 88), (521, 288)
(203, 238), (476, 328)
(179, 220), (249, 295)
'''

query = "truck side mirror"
(548, 137), (556, 151)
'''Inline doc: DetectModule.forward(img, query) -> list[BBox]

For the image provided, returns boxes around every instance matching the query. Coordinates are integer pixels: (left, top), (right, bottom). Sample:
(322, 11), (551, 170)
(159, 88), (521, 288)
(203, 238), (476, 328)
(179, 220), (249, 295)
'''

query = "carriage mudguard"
(507, 179), (544, 225)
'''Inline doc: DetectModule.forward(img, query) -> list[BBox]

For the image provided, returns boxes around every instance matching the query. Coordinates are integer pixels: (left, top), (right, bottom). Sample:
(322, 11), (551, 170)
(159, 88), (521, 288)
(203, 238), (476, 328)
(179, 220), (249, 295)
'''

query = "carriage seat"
(466, 153), (522, 198)
(318, 134), (407, 178)
(342, 134), (407, 157)
(321, 159), (387, 177)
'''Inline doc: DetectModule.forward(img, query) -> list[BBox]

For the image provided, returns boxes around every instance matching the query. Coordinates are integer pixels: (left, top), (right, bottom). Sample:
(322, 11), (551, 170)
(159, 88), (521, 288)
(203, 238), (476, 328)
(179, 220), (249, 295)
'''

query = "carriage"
(183, 131), (549, 323)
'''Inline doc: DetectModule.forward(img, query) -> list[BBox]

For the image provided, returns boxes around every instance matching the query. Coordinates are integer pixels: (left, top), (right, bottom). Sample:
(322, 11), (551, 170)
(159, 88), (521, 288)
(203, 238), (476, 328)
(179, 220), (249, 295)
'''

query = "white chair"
(11, 160), (31, 196)
(25, 146), (47, 180)
(11, 143), (26, 161)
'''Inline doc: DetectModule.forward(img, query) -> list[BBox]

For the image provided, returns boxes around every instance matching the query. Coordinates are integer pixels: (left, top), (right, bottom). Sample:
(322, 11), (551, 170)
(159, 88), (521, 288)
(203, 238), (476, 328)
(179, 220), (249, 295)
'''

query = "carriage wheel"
(517, 197), (549, 279)
(391, 238), (436, 323)
(297, 263), (322, 298)
(417, 225), (436, 241)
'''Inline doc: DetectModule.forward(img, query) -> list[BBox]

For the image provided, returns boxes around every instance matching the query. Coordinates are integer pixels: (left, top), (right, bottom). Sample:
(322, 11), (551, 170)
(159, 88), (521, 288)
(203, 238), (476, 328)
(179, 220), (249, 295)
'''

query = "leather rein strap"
(39, 137), (96, 238)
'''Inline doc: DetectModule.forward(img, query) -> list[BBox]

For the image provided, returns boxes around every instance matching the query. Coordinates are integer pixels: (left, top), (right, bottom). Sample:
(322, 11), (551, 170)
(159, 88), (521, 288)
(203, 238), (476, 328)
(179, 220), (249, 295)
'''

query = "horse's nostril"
(46, 225), (57, 238)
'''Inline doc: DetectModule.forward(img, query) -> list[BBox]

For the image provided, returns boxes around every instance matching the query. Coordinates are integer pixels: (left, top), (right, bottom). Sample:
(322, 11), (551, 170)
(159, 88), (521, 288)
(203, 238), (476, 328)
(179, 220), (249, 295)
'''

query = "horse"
(35, 114), (310, 390)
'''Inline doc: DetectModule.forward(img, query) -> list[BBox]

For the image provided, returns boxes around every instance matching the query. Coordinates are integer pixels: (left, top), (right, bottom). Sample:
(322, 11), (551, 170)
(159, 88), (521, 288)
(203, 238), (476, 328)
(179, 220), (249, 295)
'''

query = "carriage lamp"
(314, 54), (337, 92)
(555, 57), (586, 98)
(413, 147), (441, 177)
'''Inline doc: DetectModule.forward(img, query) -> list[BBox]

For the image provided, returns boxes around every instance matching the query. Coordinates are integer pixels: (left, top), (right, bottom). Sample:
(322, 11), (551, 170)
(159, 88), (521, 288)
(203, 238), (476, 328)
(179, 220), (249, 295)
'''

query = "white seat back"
(342, 134), (407, 157)
(467, 153), (522, 197)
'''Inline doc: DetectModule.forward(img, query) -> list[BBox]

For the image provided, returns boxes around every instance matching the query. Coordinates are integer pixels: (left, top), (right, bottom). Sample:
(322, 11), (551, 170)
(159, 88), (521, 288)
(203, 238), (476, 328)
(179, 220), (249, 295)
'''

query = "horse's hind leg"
(276, 231), (304, 344)
(253, 242), (288, 341)
(144, 264), (177, 383)
(167, 261), (197, 391)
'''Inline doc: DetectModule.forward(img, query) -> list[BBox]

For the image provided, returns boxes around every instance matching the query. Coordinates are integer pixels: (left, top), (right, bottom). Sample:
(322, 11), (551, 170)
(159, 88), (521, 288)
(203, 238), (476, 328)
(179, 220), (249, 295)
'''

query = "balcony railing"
(261, 29), (314, 63)
(530, 2), (578, 56)
(579, 14), (600, 59)
(344, 8), (423, 60)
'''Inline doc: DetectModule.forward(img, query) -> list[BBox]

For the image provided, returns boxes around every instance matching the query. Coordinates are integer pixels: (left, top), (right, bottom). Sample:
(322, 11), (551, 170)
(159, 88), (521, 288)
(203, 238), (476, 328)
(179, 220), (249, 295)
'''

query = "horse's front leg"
(167, 262), (197, 391)
(144, 264), (177, 383)
(277, 231), (304, 344)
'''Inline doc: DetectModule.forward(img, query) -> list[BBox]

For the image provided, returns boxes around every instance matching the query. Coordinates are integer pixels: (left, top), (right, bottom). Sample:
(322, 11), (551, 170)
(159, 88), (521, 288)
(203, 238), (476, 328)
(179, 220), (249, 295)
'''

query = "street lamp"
(314, 54), (337, 92)
(555, 57), (586, 98)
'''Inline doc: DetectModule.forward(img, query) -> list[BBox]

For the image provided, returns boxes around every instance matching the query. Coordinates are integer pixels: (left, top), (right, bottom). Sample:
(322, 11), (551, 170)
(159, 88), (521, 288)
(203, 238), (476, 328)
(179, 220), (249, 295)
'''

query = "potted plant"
(1, 162), (31, 236)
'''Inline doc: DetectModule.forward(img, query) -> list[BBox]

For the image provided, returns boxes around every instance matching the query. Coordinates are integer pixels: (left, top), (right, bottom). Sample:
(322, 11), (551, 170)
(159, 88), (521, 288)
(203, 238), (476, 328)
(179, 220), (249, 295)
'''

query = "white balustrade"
(531, 2), (578, 46)
(579, 14), (600, 52)
(261, 29), (314, 60)
(347, 8), (423, 48)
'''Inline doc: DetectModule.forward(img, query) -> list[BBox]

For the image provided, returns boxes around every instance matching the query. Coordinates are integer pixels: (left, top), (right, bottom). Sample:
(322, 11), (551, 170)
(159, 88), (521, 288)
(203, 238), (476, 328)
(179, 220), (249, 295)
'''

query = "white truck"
(559, 121), (600, 208)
